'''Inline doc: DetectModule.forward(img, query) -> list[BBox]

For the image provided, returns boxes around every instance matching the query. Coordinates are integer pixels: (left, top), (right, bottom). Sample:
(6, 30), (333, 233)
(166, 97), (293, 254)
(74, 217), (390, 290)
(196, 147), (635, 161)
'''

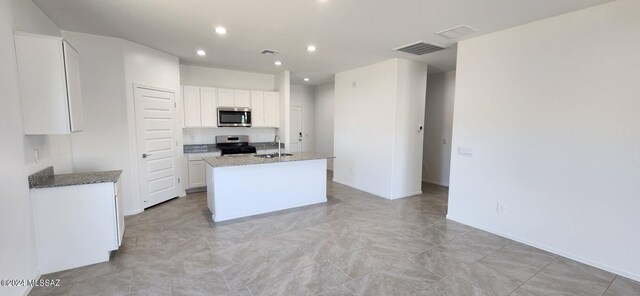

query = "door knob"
(142, 153), (152, 158)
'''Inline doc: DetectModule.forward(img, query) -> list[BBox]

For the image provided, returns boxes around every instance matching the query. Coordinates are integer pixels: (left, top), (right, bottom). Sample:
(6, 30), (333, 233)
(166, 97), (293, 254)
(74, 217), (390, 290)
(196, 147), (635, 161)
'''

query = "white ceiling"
(34, 0), (612, 85)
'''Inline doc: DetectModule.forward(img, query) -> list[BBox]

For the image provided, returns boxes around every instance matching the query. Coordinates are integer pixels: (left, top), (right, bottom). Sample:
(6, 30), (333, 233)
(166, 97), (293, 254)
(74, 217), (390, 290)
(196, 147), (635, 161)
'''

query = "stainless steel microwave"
(218, 107), (252, 127)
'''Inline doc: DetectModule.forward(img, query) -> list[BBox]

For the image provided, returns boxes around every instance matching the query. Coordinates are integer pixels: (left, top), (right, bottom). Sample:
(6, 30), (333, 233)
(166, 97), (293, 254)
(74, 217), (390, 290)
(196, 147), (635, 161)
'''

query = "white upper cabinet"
(14, 32), (84, 135)
(200, 87), (217, 127)
(234, 90), (251, 108)
(216, 88), (253, 108)
(183, 86), (201, 127)
(251, 91), (265, 127)
(63, 41), (83, 132)
(264, 91), (280, 127)
(183, 86), (218, 128)
(182, 85), (279, 129)
(217, 88), (235, 107)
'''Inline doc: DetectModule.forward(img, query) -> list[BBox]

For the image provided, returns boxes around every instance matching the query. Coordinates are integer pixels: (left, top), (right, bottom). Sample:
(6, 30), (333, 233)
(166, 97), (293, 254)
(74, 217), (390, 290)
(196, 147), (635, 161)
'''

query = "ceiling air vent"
(436, 25), (478, 40)
(394, 42), (445, 55)
(259, 49), (280, 55)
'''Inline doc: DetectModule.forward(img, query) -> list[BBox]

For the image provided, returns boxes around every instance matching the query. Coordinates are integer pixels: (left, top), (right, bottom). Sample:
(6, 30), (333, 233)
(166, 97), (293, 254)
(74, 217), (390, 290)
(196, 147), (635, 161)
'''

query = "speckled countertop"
(28, 166), (122, 189)
(251, 142), (285, 150)
(204, 152), (334, 168)
(183, 144), (220, 154)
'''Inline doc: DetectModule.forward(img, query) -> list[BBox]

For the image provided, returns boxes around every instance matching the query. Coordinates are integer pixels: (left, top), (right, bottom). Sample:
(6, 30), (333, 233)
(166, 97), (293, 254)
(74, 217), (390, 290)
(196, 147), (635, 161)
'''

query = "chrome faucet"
(274, 135), (281, 157)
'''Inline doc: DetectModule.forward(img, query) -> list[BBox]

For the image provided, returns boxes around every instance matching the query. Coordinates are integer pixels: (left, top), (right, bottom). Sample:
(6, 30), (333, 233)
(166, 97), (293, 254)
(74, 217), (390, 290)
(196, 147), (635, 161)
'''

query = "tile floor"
(30, 174), (640, 296)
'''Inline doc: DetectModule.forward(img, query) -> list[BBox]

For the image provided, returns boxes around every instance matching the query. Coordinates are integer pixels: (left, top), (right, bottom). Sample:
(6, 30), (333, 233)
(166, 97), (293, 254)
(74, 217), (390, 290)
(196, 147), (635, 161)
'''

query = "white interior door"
(289, 106), (303, 152)
(134, 86), (180, 208)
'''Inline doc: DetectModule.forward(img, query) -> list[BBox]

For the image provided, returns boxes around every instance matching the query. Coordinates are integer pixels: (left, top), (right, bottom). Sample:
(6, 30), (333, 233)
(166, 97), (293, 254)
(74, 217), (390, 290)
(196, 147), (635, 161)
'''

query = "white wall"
(11, 0), (60, 36)
(313, 83), (335, 169)
(182, 128), (276, 144)
(62, 31), (137, 215)
(391, 59), (428, 198)
(275, 71), (291, 151)
(334, 59), (427, 199)
(60, 31), (182, 215)
(449, 0), (640, 281)
(423, 71), (455, 186)
(180, 65), (274, 90)
(122, 40), (182, 212)
(290, 84), (315, 152)
(1, 1), (57, 295)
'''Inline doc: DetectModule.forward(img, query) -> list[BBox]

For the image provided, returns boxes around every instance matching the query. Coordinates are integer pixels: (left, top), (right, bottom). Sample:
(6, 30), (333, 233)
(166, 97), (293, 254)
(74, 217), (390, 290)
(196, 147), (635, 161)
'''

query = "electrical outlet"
(496, 202), (507, 215)
(34, 148), (39, 163)
(443, 138), (448, 145)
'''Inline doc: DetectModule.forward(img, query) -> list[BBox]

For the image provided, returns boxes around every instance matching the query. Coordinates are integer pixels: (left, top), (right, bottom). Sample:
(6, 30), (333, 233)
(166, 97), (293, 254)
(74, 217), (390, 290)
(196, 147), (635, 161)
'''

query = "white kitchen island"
(204, 152), (334, 222)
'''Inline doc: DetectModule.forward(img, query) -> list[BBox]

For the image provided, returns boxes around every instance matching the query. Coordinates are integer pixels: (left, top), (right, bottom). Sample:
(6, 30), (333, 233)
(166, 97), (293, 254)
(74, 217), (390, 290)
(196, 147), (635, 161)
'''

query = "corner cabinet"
(251, 91), (280, 128)
(264, 91), (280, 128)
(31, 178), (124, 273)
(187, 152), (221, 190)
(14, 32), (83, 135)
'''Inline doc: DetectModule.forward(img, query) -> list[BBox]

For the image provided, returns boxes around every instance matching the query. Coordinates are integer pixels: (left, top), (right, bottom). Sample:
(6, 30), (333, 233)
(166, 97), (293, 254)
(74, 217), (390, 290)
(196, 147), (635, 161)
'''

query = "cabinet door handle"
(142, 153), (152, 158)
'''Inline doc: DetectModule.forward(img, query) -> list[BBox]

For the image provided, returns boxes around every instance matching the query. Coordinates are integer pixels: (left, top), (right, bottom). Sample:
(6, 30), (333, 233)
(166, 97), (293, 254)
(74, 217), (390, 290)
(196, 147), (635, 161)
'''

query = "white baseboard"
(124, 208), (143, 216)
(332, 178), (389, 199)
(21, 272), (41, 296)
(332, 179), (422, 200)
(422, 178), (449, 187)
(390, 190), (423, 200)
(446, 214), (640, 282)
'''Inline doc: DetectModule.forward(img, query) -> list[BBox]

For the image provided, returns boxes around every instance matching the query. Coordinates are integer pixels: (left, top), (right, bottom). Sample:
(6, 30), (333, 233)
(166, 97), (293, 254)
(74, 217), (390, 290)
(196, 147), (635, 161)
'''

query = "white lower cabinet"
(31, 178), (123, 274)
(187, 152), (221, 189)
(188, 160), (206, 188)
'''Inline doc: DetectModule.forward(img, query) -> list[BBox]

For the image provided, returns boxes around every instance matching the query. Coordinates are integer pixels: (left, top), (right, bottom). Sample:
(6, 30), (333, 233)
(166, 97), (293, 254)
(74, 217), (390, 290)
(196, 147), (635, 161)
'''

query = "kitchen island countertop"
(204, 152), (334, 168)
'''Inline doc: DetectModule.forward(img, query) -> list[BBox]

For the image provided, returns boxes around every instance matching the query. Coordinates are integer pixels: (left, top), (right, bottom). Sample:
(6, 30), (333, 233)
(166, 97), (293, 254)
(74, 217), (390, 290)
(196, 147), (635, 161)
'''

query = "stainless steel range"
(215, 135), (257, 156)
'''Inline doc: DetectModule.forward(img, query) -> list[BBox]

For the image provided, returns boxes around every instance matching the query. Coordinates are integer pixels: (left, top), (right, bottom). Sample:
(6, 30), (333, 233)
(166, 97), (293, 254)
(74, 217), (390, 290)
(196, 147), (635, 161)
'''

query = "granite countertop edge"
(204, 152), (335, 168)
(29, 167), (123, 189)
(184, 142), (285, 154)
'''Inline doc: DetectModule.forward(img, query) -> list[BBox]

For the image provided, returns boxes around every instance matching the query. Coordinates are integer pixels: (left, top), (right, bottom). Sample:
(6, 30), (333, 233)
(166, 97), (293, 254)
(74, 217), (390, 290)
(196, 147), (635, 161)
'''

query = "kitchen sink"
(254, 153), (293, 158)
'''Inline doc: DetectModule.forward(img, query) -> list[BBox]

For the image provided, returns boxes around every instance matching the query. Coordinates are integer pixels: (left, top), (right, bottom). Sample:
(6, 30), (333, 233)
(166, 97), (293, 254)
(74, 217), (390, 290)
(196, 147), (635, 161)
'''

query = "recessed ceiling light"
(215, 26), (227, 35)
(307, 45), (317, 52)
(304, 78), (310, 82)
(196, 49), (206, 56)
(274, 61), (282, 66)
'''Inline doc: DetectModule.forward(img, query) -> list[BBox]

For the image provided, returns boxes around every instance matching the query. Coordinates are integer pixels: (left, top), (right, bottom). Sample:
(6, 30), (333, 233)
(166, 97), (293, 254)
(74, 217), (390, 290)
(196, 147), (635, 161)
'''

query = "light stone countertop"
(29, 167), (122, 189)
(204, 152), (334, 168)
(183, 142), (284, 154)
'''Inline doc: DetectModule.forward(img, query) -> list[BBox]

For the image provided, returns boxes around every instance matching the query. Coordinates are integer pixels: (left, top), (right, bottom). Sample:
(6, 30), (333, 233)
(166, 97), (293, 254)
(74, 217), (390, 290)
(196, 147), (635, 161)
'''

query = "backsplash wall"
(182, 128), (278, 145)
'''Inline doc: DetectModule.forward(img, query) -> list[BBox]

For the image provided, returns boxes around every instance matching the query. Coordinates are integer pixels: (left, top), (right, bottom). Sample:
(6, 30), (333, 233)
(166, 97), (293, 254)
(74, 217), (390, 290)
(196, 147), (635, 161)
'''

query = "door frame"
(132, 83), (181, 209)
(289, 106), (303, 152)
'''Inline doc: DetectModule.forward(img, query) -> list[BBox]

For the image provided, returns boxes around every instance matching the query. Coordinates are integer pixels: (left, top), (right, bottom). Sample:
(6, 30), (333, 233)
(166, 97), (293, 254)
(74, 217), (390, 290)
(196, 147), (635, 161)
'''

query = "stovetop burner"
(216, 135), (256, 156)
